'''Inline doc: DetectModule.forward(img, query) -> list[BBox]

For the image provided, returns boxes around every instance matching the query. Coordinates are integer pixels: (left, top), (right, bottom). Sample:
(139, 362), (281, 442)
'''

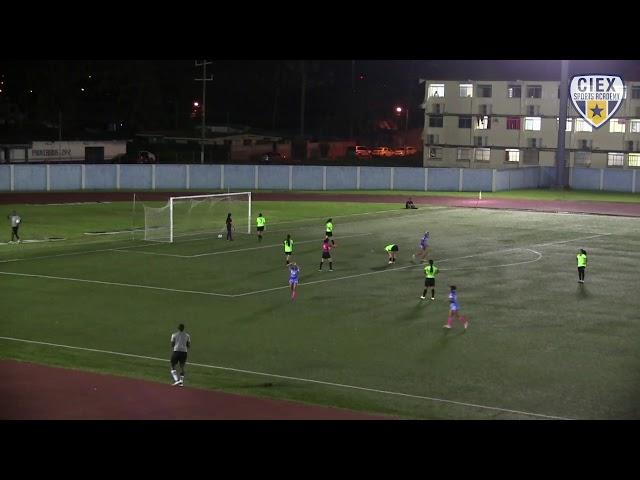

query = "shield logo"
(570, 74), (624, 129)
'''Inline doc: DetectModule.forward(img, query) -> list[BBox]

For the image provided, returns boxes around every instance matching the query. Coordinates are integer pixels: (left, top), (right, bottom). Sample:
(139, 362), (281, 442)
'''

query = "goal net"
(143, 192), (252, 243)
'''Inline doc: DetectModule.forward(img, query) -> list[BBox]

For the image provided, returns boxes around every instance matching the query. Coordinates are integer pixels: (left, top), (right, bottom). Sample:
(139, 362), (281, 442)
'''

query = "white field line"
(0, 336), (572, 420)
(0, 234), (607, 298)
(233, 248), (543, 297)
(0, 207), (426, 265)
(114, 233), (373, 258)
(0, 271), (234, 298)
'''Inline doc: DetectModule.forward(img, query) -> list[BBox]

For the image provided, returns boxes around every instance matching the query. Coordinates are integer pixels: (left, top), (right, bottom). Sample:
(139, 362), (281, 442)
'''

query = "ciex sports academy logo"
(570, 74), (624, 129)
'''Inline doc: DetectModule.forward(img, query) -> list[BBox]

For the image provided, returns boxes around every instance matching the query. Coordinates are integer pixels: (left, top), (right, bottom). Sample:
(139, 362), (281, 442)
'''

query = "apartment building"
(420, 79), (640, 169)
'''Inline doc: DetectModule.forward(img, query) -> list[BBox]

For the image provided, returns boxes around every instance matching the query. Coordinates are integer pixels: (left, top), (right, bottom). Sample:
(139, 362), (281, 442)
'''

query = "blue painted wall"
(156, 165), (187, 189)
(120, 165), (152, 189)
(571, 168), (601, 190)
(258, 165), (289, 189)
(224, 165), (255, 189)
(360, 167), (391, 189)
(14, 165), (46, 191)
(50, 164), (82, 190)
(428, 168), (459, 191)
(462, 169), (492, 191)
(326, 166), (357, 190)
(85, 165), (117, 190)
(189, 165), (220, 189)
(394, 167), (425, 191)
(292, 166), (323, 190)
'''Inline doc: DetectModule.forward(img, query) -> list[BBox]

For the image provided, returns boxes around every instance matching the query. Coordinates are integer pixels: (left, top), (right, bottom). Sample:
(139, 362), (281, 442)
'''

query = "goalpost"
(143, 192), (252, 243)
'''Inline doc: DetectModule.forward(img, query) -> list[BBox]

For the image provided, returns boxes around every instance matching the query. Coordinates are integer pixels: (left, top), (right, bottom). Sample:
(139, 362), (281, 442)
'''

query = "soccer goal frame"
(144, 191), (252, 243)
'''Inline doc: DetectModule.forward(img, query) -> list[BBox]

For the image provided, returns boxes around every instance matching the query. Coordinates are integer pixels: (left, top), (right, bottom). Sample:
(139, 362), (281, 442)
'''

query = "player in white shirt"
(170, 324), (191, 386)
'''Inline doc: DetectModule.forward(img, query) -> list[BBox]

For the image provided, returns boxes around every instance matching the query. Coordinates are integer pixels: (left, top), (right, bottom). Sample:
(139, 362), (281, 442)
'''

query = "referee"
(7, 210), (21, 243)
(170, 324), (191, 387)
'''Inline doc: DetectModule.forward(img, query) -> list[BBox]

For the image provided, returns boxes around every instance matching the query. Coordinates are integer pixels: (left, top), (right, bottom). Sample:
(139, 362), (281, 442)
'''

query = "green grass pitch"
(1, 195), (639, 419)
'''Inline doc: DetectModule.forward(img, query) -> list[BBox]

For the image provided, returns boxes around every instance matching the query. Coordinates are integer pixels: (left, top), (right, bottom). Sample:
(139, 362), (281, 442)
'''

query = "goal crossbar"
(144, 191), (252, 243)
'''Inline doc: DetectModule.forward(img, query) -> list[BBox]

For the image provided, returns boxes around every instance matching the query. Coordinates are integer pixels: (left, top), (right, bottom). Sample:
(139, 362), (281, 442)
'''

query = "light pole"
(195, 60), (213, 164)
(395, 106), (409, 148)
(555, 60), (570, 188)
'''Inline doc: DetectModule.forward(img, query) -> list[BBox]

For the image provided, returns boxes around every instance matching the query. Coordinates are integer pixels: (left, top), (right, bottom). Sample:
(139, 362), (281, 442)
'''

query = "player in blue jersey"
(444, 285), (468, 330)
(289, 262), (300, 300)
(412, 231), (430, 262)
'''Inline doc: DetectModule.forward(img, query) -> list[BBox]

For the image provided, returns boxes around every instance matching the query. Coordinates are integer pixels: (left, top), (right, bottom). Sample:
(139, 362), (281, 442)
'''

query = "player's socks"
(431, 289), (435, 299)
(319, 262), (323, 270)
(329, 262), (333, 270)
(447, 317), (453, 327)
(422, 289), (427, 297)
(171, 370), (178, 382)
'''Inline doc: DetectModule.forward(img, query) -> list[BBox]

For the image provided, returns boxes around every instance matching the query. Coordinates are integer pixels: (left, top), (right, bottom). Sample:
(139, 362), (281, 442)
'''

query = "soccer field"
(1, 197), (639, 419)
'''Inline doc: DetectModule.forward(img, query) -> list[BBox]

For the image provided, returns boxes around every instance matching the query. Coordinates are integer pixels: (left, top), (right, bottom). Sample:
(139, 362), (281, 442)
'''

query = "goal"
(143, 192), (252, 243)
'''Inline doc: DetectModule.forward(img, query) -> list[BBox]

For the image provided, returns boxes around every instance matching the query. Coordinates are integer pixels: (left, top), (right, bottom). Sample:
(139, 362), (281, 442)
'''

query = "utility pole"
(556, 60), (569, 188)
(195, 60), (213, 164)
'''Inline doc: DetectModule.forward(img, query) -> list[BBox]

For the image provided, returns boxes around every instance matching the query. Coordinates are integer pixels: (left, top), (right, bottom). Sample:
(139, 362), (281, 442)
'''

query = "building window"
(243, 139), (252, 146)
(525, 117), (541, 131)
(507, 85), (521, 98)
(478, 104), (491, 115)
(474, 148), (490, 161)
(457, 148), (472, 160)
(607, 152), (624, 167)
(432, 103), (442, 114)
(477, 85), (492, 98)
(475, 115), (491, 129)
(474, 136), (487, 146)
(575, 118), (593, 132)
(426, 134), (440, 144)
(505, 149), (520, 162)
(458, 116), (472, 128)
(429, 115), (443, 128)
(526, 105), (540, 116)
(429, 147), (442, 159)
(527, 85), (542, 98)
(459, 84), (473, 97)
(575, 151), (591, 166)
(557, 117), (573, 131)
(609, 119), (626, 133)
(630, 119), (640, 133)
(629, 153), (640, 167)
(578, 139), (592, 150)
(506, 117), (521, 130)
(527, 138), (541, 148)
(632, 86), (640, 99)
(428, 84), (445, 98)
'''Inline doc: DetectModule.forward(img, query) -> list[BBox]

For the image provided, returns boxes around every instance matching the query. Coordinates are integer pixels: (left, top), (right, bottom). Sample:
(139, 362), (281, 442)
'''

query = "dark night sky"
(1, 60), (639, 140)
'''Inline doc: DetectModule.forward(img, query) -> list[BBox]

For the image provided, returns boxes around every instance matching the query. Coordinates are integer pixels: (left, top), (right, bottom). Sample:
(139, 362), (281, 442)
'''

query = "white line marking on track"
(0, 336), (572, 420)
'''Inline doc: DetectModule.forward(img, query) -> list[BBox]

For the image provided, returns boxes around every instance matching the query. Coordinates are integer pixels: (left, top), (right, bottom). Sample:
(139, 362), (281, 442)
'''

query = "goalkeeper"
(256, 213), (266, 242)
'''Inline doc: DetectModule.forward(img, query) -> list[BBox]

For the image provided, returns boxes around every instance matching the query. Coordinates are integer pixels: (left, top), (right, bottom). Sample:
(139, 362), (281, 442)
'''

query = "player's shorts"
(325, 231), (333, 237)
(289, 278), (299, 285)
(425, 278), (435, 287)
(257, 226), (264, 232)
(284, 251), (293, 255)
(418, 244), (427, 250)
(449, 303), (459, 312)
(387, 245), (398, 252)
(322, 252), (331, 259)
(171, 351), (188, 367)
(578, 266), (585, 272)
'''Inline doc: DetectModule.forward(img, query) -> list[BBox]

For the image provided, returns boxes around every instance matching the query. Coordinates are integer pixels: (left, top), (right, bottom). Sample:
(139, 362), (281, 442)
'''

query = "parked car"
(261, 152), (287, 163)
(393, 146), (418, 156)
(346, 146), (371, 158)
(371, 146), (394, 157)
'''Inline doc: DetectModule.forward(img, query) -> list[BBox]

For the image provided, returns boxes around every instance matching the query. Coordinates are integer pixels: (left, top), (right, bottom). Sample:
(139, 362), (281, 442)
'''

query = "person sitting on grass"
(405, 198), (418, 209)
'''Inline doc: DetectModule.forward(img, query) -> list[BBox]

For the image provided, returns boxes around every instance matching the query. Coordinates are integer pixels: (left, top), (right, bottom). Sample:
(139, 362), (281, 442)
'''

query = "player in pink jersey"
(318, 237), (333, 271)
